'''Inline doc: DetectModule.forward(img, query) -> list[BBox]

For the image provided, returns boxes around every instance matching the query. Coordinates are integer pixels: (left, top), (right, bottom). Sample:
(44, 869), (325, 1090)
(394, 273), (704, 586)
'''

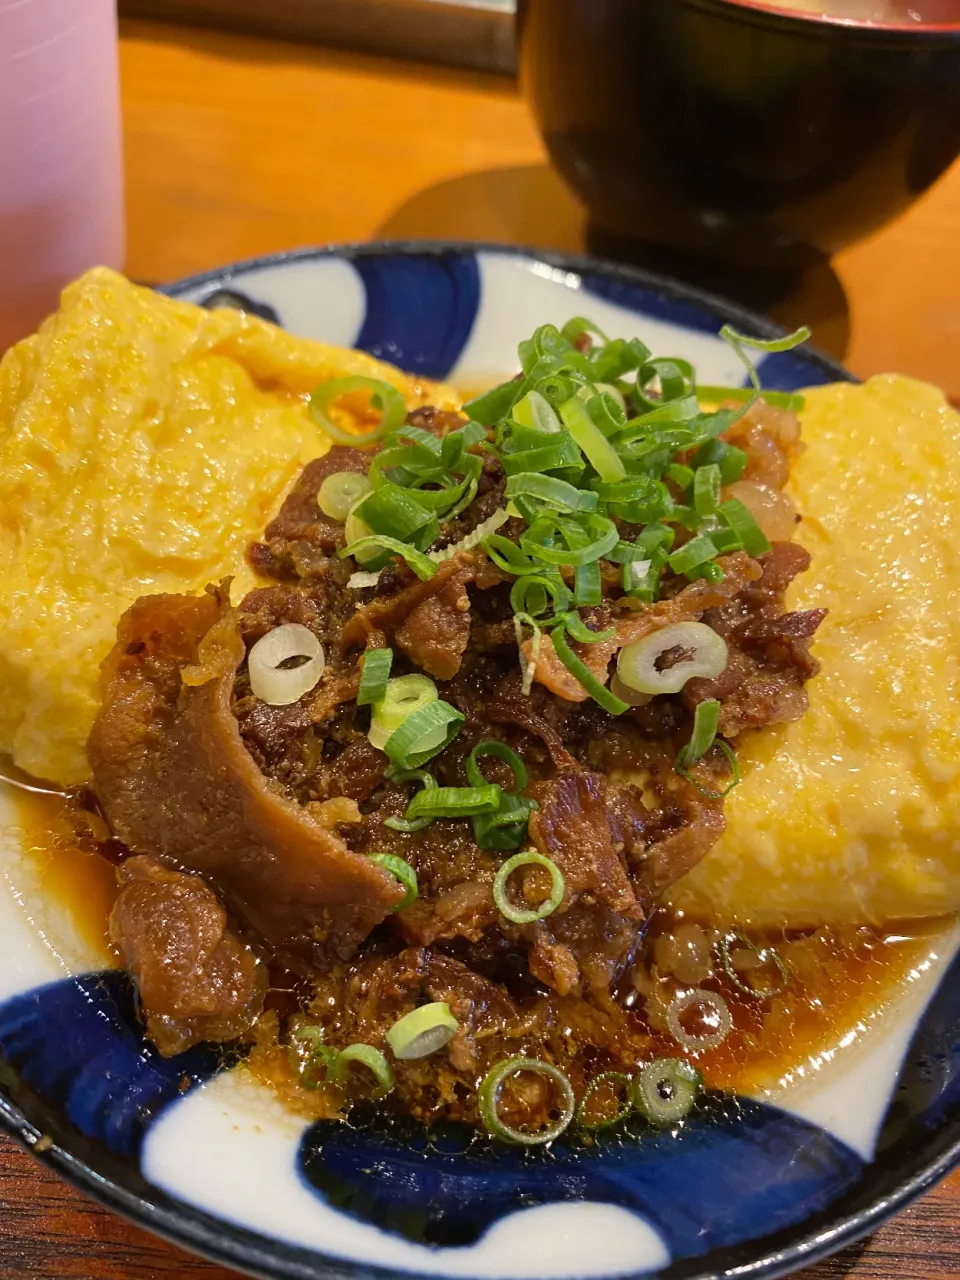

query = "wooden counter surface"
(1, 16), (958, 1280)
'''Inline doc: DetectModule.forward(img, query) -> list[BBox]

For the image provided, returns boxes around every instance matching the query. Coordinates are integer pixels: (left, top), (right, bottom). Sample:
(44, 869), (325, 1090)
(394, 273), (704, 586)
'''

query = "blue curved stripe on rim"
(297, 1098), (863, 1261)
(577, 272), (735, 337)
(0, 972), (224, 1159)
(352, 251), (481, 379)
(753, 350), (836, 391)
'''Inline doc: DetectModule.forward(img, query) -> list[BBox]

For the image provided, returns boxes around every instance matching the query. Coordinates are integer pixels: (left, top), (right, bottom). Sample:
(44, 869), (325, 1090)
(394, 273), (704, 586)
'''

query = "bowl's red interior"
(721, 0), (960, 30)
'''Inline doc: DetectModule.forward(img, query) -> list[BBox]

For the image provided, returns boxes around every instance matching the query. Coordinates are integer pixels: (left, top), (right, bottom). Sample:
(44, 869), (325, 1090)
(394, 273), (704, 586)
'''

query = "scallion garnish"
(695, 384), (806, 413)
(308, 376), (407, 447)
(317, 471), (372, 522)
(382, 768), (437, 833)
(718, 497), (772, 557)
(558, 394), (626, 483)
(339, 534), (438, 581)
(404, 783), (501, 824)
(717, 933), (790, 999)
(356, 647), (393, 707)
(549, 624), (628, 716)
(367, 853), (418, 911)
(493, 850), (565, 925)
(478, 1057), (575, 1146)
(329, 1043), (395, 1098)
(386, 1003), (459, 1061)
(383, 700), (464, 769)
(674, 698), (741, 798)
(665, 989), (732, 1054)
(631, 1059), (702, 1126)
(576, 1072), (633, 1131)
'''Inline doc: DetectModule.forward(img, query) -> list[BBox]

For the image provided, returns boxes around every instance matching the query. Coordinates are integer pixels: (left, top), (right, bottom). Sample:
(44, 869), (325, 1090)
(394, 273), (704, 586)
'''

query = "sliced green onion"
(561, 316), (610, 346)
(405, 783), (501, 823)
(500, 438), (584, 478)
(576, 1072), (633, 1130)
(718, 498), (772, 557)
(675, 738), (741, 799)
(681, 697), (721, 763)
(719, 324), (811, 395)
(623, 559), (658, 600)
(515, 611), (542, 698)
(287, 1023), (337, 1089)
(573, 561), (602, 608)
(696, 385), (806, 413)
(383, 769), (437, 833)
(665, 988), (732, 1053)
(558, 394), (626, 483)
(353, 484), (438, 550)
(512, 390), (562, 435)
(631, 1059), (702, 1126)
(467, 740), (528, 792)
(692, 439), (748, 485)
(505, 472), (596, 515)
(510, 572), (573, 619)
(330, 1043), (395, 1098)
(369, 674), (438, 750)
(585, 389), (627, 438)
(464, 379), (522, 427)
(559, 611), (616, 646)
(717, 933), (790, 999)
(248, 624), (325, 707)
(383, 700), (464, 769)
(520, 513), (619, 569)
(317, 471), (372, 521)
(550, 624), (627, 716)
(617, 624), (728, 697)
(386, 1003), (459, 1061)
(309, 376), (407, 447)
(478, 1057), (575, 1146)
(693, 464), (721, 516)
(431, 507), (510, 564)
(340, 534), (438, 580)
(667, 463), (695, 491)
(472, 792), (538, 852)
(368, 853), (418, 911)
(484, 534), (542, 576)
(357, 648), (393, 707)
(667, 533), (720, 577)
(493, 850), (565, 925)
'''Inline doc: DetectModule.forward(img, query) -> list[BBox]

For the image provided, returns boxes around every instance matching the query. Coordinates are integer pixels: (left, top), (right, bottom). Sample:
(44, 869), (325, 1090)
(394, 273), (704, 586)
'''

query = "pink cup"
(0, 0), (124, 352)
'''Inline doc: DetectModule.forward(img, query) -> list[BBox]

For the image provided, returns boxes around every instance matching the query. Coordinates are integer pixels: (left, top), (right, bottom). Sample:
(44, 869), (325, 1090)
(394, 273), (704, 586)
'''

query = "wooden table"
(2, 16), (959, 1279)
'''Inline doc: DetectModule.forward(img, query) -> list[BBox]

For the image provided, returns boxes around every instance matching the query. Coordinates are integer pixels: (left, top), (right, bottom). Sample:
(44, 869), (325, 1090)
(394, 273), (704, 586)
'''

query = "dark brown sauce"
(9, 788), (954, 1111)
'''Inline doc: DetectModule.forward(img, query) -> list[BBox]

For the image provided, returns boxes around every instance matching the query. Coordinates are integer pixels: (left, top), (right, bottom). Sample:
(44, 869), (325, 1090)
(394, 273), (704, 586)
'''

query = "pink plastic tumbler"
(0, 0), (124, 352)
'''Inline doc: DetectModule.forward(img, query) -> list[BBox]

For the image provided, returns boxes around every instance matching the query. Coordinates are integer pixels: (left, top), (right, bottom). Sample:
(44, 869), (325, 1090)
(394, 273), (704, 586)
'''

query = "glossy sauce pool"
(9, 788), (955, 1108)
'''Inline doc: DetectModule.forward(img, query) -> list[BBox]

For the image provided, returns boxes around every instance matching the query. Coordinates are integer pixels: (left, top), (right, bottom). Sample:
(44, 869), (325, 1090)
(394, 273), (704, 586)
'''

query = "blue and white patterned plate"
(1, 242), (958, 1280)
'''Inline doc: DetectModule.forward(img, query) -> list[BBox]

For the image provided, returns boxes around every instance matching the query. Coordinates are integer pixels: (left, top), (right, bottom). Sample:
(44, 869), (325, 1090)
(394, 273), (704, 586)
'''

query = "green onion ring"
(383, 700), (464, 769)
(405, 783), (501, 823)
(383, 769), (437, 833)
(493, 850), (565, 924)
(287, 1023), (338, 1090)
(631, 1059), (702, 1126)
(549, 625), (628, 716)
(386, 1003), (459, 1061)
(466, 740), (528, 793)
(317, 471), (372, 522)
(695, 385), (806, 413)
(367, 853), (419, 911)
(665, 988), (732, 1053)
(356, 647), (393, 708)
(309, 376), (407, 447)
(339, 534), (438, 581)
(576, 1072), (634, 1130)
(674, 739), (741, 800)
(717, 933), (790, 999)
(478, 1057), (575, 1146)
(329, 1043), (395, 1098)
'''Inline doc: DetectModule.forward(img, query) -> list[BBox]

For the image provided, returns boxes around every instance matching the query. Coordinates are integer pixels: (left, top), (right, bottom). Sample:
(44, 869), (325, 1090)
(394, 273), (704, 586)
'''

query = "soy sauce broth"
(9, 788), (955, 1114)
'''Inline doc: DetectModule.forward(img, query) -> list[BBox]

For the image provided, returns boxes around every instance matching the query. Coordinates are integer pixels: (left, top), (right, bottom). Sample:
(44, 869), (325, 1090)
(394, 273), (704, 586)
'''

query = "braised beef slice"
(248, 446), (370, 580)
(529, 770), (642, 919)
(110, 855), (267, 1056)
(88, 589), (403, 968)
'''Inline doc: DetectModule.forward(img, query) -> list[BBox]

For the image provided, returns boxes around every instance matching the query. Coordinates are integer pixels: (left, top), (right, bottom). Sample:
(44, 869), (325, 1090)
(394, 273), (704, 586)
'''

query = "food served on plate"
(2, 275), (958, 1145)
(0, 268), (455, 786)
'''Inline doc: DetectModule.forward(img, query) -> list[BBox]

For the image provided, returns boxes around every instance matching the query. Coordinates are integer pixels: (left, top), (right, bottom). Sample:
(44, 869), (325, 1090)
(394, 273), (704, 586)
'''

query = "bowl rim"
(702, 0), (960, 37)
(7, 239), (958, 1280)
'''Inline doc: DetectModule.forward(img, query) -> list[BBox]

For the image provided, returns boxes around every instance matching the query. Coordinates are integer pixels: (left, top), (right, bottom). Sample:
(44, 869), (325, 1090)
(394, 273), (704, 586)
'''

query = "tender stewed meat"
(110, 855), (267, 1056)
(248, 446), (369, 580)
(88, 588), (404, 969)
(395, 571), (472, 680)
(529, 770), (642, 919)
